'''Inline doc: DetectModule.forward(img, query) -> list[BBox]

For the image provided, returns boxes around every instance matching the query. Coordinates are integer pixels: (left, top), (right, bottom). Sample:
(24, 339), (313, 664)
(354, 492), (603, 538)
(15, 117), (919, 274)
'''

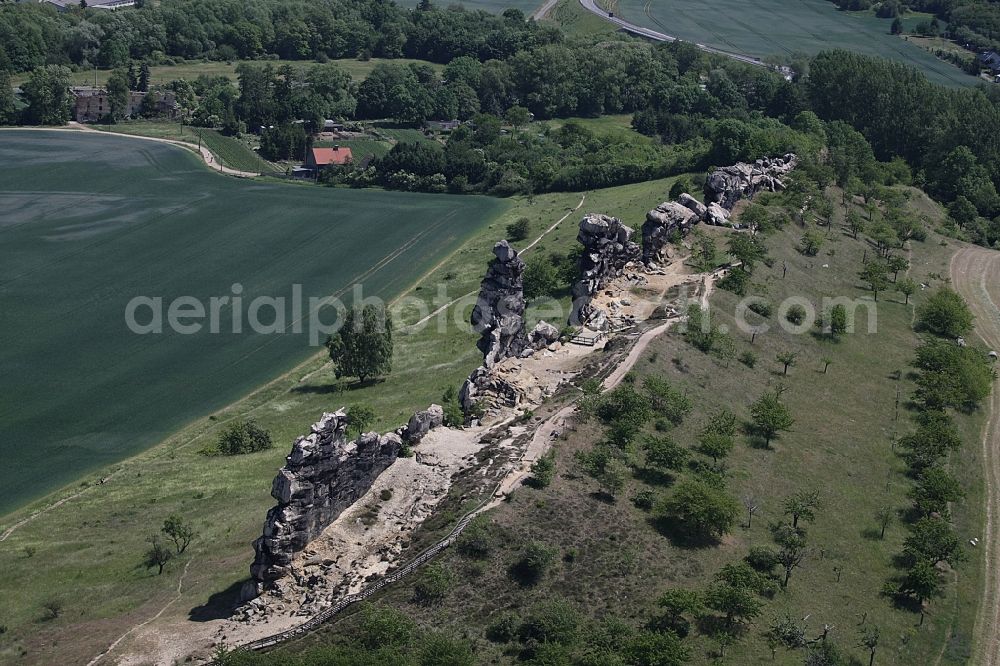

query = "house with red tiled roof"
(303, 146), (353, 171)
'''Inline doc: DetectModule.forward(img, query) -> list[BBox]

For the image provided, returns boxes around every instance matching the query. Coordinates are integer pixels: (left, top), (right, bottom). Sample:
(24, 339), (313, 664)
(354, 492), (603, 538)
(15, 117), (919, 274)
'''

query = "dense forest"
(2, 0), (1000, 246)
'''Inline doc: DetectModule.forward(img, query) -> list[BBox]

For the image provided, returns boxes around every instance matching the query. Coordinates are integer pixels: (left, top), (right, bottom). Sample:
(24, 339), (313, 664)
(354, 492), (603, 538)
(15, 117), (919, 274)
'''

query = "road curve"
(533, 0), (561, 20)
(949, 245), (1000, 665)
(578, 0), (771, 69)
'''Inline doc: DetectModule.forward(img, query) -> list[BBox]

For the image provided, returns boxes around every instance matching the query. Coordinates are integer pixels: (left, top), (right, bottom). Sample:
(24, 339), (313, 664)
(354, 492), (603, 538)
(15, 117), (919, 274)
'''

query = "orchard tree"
(898, 277), (917, 304)
(772, 523), (808, 588)
(860, 261), (889, 300)
(903, 517), (964, 567)
(161, 514), (195, 554)
(697, 430), (733, 463)
(783, 490), (821, 528)
(875, 505), (894, 539)
(909, 467), (964, 516)
(916, 288), (974, 338)
(859, 625), (880, 666)
(144, 537), (173, 575)
(776, 351), (798, 375)
(847, 210), (866, 239)
(643, 435), (689, 475)
(886, 254), (909, 282)
(326, 304), (394, 383)
(750, 390), (794, 446)
(728, 234), (768, 273)
(899, 560), (942, 625)
(656, 479), (740, 539)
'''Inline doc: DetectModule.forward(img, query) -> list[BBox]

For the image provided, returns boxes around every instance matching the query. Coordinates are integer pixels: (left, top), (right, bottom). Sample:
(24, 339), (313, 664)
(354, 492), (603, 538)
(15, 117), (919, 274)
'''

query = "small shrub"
(745, 546), (779, 573)
(506, 217), (530, 242)
(512, 541), (556, 585)
(632, 489), (656, 511)
(456, 516), (494, 559)
(529, 453), (556, 488)
(785, 304), (807, 326)
(414, 563), (452, 605)
(738, 351), (757, 368)
(379, 488), (393, 502)
(216, 419), (272, 455)
(486, 612), (520, 643)
(748, 301), (772, 318)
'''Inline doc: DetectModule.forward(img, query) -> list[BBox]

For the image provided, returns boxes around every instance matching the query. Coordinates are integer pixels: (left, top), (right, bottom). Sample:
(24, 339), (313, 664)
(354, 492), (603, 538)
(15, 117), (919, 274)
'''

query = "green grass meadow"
(266, 190), (986, 665)
(0, 129), (506, 516)
(610, 0), (981, 87)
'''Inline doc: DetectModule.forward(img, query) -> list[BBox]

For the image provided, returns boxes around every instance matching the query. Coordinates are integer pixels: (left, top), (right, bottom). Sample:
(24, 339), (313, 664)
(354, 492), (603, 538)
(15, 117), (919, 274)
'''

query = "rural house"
(979, 50), (1000, 74)
(71, 87), (178, 123)
(303, 146), (353, 171)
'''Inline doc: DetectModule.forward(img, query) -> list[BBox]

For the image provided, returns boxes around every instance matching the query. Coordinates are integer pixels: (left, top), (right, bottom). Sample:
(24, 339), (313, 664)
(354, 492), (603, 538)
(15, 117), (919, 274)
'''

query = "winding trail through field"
(532, 0), (561, 20)
(949, 245), (1000, 665)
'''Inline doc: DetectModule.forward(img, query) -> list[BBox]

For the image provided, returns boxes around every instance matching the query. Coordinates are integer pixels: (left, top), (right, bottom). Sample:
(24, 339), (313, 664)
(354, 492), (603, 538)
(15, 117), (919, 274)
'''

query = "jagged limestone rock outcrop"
(403, 404), (444, 444)
(570, 214), (641, 329)
(529, 320), (560, 349)
(246, 410), (402, 598)
(704, 154), (798, 211)
(471, 241), (529, 369)
(642, 201), (700, 265)
(642, 154), (798, 265)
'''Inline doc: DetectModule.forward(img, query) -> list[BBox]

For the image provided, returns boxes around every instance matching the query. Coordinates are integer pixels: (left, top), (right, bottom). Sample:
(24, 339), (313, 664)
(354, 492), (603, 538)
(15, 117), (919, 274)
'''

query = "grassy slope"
(269, 190), (986, 665)
(89, 121), (279, 173)
(609, 0), (981, 87)
(10, 58), (443, 89)
(0, 174), (689, 665)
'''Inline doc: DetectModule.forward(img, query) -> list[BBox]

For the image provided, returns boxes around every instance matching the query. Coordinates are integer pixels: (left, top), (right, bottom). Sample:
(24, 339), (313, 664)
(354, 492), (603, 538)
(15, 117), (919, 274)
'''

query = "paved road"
(578, 0), (772, 70)
(533, 0), (560, 20)
(950, 245), (1000, 665)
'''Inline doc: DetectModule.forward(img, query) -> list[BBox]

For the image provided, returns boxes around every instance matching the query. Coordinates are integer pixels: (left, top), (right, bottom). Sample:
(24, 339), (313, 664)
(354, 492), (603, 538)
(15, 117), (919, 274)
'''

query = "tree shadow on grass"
(189, 579), (246, 622)
(291, 378), (385, 395)
(860, 527), (884, 541)
(649, 515), (720, 549)
(588, 490), (617, 504)
(633, 467), (676, 487)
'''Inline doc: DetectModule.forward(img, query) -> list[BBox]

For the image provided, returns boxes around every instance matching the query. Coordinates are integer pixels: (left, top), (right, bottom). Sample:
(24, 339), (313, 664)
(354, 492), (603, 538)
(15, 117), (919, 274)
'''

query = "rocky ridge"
(570, 214), (641, 330)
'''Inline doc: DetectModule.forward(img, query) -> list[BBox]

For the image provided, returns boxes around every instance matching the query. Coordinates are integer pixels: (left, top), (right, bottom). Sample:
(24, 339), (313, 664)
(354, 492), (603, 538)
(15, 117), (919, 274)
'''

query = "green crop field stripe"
(0, 130), (507, 514)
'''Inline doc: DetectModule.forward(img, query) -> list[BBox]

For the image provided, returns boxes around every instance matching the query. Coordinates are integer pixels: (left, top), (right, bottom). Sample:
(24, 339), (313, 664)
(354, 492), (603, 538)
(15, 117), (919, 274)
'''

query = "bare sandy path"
(949, 245), (1000, 665)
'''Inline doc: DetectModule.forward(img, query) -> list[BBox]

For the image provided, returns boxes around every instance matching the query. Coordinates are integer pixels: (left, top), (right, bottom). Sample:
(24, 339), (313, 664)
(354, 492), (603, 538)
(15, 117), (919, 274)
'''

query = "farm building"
(979, 51), (1000, 74)
(71, 87), (178, 123)
(303, 146), (354, 170)
(424, 119), (462, 132)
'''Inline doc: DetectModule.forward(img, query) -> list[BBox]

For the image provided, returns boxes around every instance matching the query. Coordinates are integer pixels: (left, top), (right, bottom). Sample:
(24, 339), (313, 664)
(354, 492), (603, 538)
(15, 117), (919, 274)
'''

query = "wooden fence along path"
(238, 478), (503, 653)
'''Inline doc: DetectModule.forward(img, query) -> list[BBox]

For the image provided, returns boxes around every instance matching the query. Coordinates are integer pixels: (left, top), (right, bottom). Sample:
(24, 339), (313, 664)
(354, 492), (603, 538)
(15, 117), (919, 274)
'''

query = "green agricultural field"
(0, 129), (505, 516)
(608, 0), (981, 87)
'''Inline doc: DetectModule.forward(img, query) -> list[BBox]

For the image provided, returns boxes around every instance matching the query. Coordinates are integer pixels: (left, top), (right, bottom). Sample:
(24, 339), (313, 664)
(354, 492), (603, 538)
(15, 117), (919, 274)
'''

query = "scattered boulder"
(402, 404), (444, 444)
(529, 320), (560, 349)
(705, 202), (732, 227)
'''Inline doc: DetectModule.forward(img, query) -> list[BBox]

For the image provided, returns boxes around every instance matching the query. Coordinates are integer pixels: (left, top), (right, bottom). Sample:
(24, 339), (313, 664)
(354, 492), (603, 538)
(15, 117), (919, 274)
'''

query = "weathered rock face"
(570, 214), (641, 329)
(402, 404), (444, 444)
(247, 411), (402, 594)
(704, 154), (798, 210)
(641, 201), (700, 264)
(641, 154), (798, 265)
(472, 241), (529, 369)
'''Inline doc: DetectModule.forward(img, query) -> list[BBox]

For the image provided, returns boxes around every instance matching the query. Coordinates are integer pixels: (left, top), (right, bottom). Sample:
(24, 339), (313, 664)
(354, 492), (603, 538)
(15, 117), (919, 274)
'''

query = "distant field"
(608, 0), (981, 87)
(10, 58), (443, 88)
(0, 130), (505, 515)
